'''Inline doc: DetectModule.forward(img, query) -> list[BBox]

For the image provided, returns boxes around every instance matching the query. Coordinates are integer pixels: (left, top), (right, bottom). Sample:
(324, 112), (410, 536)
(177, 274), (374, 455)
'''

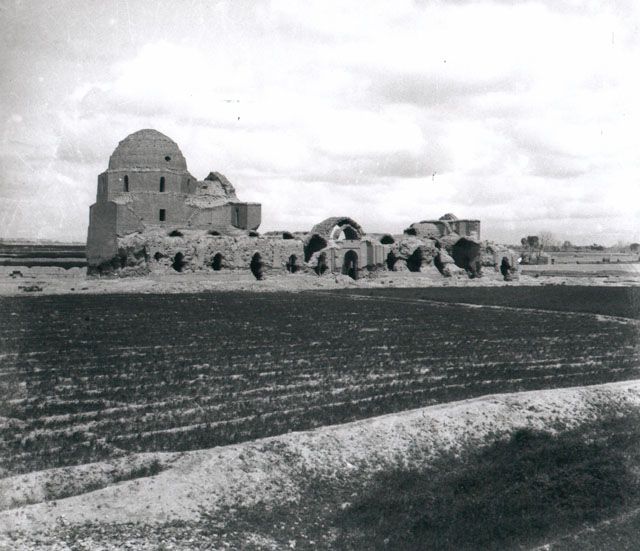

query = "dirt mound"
(2, 380), (639, 543)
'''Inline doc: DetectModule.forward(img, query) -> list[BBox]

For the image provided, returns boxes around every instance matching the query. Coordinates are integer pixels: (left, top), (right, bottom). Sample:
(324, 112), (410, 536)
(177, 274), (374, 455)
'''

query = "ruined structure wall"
(112, 198), (261, 236)
(325, 241), (386, 273)
(96, 173), (108, 203)
(138, 232), (304, 273)
(115, 194), (192, 233)
(115, 202), (143, 236)
(368, 242), (387, 266)
(410, 222), (442, 239)
(247, 204), (262, 230)
(186, 204), (238, 229)
(207, 237), (302, 271)
(87, 202), (118, 265)
(229, 203), (261, 230)
(410, 219), (481, 240)
(450, 220), (481, 240)
(101, 170), (193, 201)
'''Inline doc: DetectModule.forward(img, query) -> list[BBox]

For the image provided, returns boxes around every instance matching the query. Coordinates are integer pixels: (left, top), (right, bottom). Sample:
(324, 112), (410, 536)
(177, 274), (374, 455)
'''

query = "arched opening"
(314, 252), (328, 276)
(124, 175), (129, 192)
(212, 253), (224, 271)
(451, 238), (482, 278)
(282, 231), (294, 240)
(343, 250), (358, 280)
(304, 234), (328, 262)
(330, 224), (359, 241)
(386, 251), (397, 271)
(286, 254), (299, 273)
(153, 252), (164, 262)
(250, 252), (264, 280)
(234, 207), (240, 227)
(160, 176), (166, 192)
(500, 256), (515, 281)
(406, 248), (423, 272)
(172, 252), (186, 272)
(380, 234), (395, 245)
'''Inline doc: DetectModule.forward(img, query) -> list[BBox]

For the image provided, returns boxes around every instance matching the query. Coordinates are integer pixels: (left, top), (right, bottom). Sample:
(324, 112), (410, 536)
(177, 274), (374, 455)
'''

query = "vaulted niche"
(343, 250), (358, 280)
(212, 253), (224, 271)
(287, 254), (299, 273)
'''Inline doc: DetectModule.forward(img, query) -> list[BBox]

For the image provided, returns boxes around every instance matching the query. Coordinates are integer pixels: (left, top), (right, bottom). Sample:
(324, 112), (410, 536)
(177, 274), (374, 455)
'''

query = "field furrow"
(0, 288), (638, 476)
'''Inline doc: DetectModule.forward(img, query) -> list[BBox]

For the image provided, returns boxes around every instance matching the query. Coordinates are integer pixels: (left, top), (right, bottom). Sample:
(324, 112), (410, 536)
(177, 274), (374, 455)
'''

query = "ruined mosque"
(87, 129), (511, 279)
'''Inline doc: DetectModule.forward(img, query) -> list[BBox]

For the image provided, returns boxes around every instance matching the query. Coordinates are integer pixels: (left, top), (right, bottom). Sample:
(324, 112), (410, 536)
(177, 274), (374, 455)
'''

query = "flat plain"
(1, 286), (638, 478)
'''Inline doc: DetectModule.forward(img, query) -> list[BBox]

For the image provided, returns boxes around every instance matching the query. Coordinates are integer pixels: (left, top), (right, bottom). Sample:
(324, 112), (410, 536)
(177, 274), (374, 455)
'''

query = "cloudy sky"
(1, 0), (638, 245)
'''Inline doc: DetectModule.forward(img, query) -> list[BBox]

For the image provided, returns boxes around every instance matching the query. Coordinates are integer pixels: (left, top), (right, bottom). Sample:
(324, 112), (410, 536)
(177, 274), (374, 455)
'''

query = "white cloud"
(0, 0), (638, 244)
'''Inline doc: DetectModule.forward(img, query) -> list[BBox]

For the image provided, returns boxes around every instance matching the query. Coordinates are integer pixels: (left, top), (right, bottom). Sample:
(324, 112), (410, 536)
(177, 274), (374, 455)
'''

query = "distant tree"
(630, 243), (640, 253)
(526, 236), (539, 250)
(538, 231), (558, 251)
(520, 237), (528, 249)
(562, 240), (573, 251)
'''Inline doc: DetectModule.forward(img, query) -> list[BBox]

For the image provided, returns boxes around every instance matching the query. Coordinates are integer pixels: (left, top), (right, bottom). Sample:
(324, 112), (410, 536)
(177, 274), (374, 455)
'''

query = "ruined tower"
(86, 129), (261, 269)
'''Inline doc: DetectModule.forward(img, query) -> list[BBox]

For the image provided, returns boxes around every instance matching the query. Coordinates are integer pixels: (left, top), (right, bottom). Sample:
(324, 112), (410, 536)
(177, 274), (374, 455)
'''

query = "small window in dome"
(165, 156), (171, 161)
(124, 175), (129, 192)
(160, 176), (165, 192)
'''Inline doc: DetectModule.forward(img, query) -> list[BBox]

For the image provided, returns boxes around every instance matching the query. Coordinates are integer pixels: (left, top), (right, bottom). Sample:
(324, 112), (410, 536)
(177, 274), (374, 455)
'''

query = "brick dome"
(439, 213), (458, 221)
(108, 129), (187, 171)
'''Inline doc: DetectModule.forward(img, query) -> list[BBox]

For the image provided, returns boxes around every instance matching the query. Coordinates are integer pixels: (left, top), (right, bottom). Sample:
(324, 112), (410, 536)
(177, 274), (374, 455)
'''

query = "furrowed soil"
(346, 285), (640, 319)
(0, 287), (639, 477)
(2, 382), (640, 550)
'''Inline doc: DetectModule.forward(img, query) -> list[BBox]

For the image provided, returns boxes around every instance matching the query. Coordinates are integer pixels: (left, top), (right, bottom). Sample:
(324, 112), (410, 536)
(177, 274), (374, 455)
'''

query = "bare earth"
(1, 263), (639, 298)
(1, 380), (640, 549)
(1, 267), (639, 548)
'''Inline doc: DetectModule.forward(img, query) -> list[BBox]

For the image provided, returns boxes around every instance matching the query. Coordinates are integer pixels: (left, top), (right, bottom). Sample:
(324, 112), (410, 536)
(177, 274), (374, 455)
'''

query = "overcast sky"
(1, 0), (638, 245)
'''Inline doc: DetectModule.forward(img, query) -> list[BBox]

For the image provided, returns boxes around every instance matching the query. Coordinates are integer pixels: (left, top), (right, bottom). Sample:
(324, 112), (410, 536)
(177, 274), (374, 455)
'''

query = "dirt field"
(2, 380), (640, 550)
(1, 278), (639, 549)
(1, 287), (638, 478)
(0, 262), (639, 298)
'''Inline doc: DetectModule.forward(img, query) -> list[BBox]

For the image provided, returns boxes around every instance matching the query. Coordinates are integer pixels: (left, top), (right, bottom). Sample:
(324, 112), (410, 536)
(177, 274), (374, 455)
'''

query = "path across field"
(1, 287), (638, 476)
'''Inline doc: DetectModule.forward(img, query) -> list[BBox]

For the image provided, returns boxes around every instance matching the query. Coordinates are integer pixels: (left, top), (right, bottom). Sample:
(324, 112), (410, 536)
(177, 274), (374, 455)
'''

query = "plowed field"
(1, 287), (638, 476)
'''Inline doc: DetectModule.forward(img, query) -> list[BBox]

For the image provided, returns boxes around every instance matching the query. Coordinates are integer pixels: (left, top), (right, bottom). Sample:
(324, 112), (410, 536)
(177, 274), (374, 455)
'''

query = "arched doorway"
(250, 252), (264, 280)
(315, 252), (328, 276)
(172, 252), (186, 272)
(212, 253), (224, 271)
(406, 248), (423, 272)
(386, 251), (397, 271)
(343, 250), (358, 280)
(286, 254), (299, 273)
(451, 238), (482, 278)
